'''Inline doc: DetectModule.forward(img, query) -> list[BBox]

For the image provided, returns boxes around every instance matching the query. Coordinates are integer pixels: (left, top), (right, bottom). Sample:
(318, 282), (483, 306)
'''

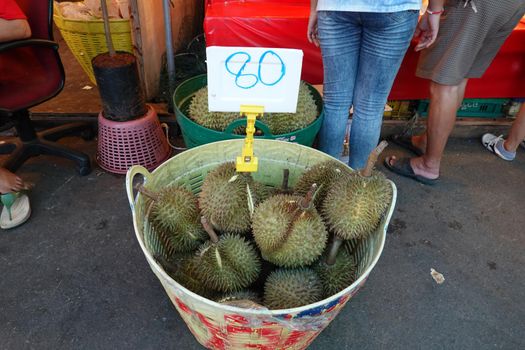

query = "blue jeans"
(317, 10), (418, 169)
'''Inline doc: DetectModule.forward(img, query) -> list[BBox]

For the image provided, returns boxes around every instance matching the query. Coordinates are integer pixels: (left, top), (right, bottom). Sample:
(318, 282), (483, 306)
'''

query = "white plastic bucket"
(126, 139), (397, 350)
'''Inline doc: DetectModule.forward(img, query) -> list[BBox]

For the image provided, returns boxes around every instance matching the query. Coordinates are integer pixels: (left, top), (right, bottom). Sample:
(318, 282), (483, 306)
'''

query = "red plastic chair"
(0, 0), (91, 175)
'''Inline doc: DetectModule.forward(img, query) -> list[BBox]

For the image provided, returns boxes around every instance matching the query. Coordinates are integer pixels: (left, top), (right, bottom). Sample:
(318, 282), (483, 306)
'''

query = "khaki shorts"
(416, 0), (525, 85)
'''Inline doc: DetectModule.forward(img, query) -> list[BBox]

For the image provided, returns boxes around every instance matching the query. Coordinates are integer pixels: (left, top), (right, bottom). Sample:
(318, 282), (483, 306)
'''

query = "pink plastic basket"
(97, 105), (171, 174)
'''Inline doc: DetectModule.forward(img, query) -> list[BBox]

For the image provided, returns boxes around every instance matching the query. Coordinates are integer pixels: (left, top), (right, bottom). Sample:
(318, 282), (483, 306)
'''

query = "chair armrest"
(0, 39), (58, 53)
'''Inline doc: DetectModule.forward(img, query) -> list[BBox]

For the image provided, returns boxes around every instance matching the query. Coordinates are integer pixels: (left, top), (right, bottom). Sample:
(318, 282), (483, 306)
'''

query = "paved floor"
(1, 135), (524, 350)
(1, 28), (524, 350)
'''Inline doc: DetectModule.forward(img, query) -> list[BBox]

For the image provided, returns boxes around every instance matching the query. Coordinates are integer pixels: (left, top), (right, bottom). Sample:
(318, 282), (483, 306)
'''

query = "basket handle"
(125, 165), (151, 211)
(224, 119), (274, 138)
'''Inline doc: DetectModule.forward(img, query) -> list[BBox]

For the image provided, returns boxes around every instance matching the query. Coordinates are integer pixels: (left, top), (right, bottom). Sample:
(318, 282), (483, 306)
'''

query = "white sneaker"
(481, 133), (515, 161)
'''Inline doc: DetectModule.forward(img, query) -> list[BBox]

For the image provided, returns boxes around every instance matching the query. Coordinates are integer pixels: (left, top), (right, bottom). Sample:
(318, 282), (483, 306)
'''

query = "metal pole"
(100, 0), (115, 56)
(162, 0), (176, 102)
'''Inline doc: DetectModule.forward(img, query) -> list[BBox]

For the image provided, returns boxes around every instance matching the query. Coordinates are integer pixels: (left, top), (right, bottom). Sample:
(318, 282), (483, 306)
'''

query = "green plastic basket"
(173, 75), (324, 148)
(417, 98), (510, 118)
(126, 139), (397, 350)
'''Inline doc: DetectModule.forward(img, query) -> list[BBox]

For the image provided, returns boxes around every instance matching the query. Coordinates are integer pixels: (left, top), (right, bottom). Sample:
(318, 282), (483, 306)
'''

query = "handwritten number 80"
(225, 50), (286, 89)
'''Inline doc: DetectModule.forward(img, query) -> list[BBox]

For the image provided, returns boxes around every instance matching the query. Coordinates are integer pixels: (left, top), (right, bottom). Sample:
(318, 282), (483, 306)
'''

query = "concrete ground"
(1, 32), (524, 350)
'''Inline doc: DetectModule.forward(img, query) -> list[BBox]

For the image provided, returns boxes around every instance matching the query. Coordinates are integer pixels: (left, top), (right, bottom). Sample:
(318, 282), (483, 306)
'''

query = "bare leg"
(412, 79), (468, 152)
(0, 168), (29, 193)
(387, 79), (467, 179)
(397, 79), (466, 179)
(504, 103), (525, 152)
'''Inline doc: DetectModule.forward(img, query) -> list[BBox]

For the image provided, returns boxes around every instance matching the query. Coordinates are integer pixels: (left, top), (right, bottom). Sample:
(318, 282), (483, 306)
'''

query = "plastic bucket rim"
(128, 138), (397, 315)
(173, 74), (324, 139)
(177, 109), (323, 140)
(97, 151), (171, 174)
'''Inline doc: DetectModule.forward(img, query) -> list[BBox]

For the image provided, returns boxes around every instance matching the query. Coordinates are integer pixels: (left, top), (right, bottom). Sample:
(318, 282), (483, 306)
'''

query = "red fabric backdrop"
(205, 1), (525, 99)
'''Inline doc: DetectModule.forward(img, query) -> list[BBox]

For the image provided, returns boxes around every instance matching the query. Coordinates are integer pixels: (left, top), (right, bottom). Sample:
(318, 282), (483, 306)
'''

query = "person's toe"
(386, 155), (397, 166)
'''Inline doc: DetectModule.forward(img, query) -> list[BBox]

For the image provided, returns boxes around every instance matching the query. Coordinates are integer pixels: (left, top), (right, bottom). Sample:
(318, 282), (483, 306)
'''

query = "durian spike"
(135, 184), (159, 201)
(201, 216), (219, 244)
(298, 183), (318, 210)
(360, 140), (388, 177)
(325, 236), (344, 266)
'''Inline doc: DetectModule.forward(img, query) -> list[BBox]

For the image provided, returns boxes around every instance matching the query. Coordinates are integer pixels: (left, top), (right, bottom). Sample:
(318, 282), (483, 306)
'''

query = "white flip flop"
(0, 193), (31, 229)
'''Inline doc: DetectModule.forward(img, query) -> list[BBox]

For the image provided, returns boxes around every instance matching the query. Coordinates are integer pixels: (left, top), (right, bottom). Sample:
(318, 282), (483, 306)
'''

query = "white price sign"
(206, 46), (304, 113)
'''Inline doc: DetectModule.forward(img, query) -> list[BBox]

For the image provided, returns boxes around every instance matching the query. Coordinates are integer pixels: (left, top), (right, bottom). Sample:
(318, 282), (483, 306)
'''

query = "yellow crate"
(53, 8), (133, 84)
(385, 100), (413, 119)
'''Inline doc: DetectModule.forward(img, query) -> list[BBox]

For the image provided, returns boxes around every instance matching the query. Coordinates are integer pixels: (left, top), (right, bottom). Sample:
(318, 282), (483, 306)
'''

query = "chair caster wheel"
(81, 127), (96, 141)
(78, 165), (91, 176)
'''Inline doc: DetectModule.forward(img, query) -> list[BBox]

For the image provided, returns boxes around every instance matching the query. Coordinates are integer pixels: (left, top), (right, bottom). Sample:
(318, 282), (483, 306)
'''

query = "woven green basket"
(173, 75), (324, 148)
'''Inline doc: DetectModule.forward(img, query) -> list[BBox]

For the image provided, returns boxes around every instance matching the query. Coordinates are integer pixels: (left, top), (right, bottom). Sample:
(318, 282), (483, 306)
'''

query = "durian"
(294, 160), (353, 210)
(188, 86), (240, 131)
(263, 268), (323, 309)
(199, 162), (268, 233)
(139, 184), (207, 252)
(188, 82), (318, 135)
(322, 141), (392, 240)
(194, 217), (261, 292)
(154, 253), (210, 297)
(259, 82), (318, 134)
(314, 238), (357, 297)
(252, 184), (328, 267)
(215, 290), (262, 305)
(215, 290), (265, 308)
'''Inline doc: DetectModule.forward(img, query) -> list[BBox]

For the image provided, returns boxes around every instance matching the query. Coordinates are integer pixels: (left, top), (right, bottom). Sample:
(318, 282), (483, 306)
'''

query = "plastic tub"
(126, 139), (397, 350)
(173, 75), (324, 148)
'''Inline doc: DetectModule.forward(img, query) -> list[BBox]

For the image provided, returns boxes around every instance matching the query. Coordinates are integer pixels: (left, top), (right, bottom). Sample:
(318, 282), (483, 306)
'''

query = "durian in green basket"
(194, 217), (261, 293)
(188, 82), (318, 135)
(258, 81), (318, 135)
(294, 160), (353, 210)
(155, 253), (211, 298)
(215, 290), (265, 309)
(215, 290), (262, 305)
(315, 142), (391, 298)
(314, 240), (357, 298)
(188, 87), (240, 131)
(199, 162), (269, 234)
(252, 184), (328, 267)
(263, 268), (323, 310)
(322, 141), (393, 241)
(139, 185), (207, 253)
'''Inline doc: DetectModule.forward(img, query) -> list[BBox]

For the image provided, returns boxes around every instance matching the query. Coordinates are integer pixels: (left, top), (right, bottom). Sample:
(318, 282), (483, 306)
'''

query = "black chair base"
(0, 111), (92, 176)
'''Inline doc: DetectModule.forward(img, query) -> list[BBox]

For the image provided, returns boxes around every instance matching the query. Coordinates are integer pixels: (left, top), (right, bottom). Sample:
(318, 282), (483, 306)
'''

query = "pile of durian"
(188, 82), (319, 135)
(141, 142), (392, 310)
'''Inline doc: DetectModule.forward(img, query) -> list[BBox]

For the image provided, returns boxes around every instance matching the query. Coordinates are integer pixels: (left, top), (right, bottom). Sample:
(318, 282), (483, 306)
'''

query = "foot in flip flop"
(1, 192), (31, 229)
(387, 134), (425, 156)
(384, 156), (439, 185)
(0, 168), (31, 193)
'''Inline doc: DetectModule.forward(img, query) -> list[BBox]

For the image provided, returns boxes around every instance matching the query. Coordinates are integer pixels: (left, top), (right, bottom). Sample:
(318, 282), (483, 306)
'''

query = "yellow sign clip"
(236, 105), (264, 173)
